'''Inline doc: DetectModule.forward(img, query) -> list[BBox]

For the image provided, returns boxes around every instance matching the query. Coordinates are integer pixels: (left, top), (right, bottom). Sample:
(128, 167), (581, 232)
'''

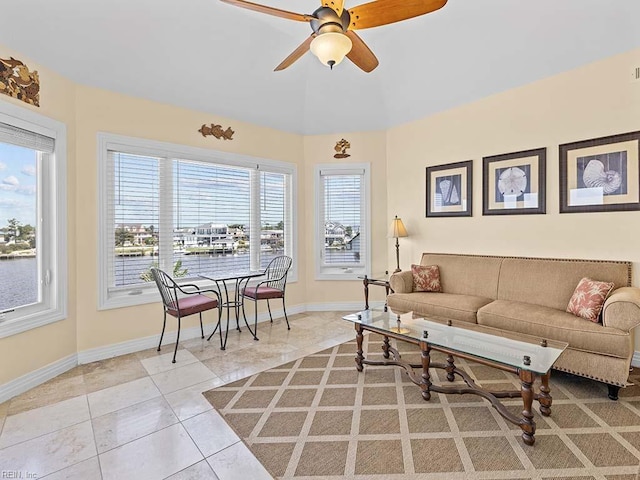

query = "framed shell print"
(426, 160), (473, 217)
(482, 148), (546, 215)
(559, 131), (640, 213)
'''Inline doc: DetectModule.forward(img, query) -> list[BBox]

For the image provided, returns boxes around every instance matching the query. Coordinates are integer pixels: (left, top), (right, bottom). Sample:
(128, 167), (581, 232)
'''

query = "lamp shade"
(310, 32), (352, 68)
(389, 215), (408, 238)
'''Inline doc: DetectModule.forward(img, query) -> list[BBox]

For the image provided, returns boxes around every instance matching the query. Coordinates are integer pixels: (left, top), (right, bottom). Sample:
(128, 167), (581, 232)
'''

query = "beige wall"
(0, 45), (78, 385)
(387, 47), (640, 351)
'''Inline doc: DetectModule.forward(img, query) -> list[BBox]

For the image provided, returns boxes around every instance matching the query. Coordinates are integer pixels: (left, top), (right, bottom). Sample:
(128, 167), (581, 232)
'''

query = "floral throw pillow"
(411, 264), (442, 293)
(566, 277), (615, 322)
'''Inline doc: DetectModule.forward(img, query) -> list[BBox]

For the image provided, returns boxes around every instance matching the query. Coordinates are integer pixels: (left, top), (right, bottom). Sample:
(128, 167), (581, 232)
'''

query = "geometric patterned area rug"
(204, 333), (640, 480)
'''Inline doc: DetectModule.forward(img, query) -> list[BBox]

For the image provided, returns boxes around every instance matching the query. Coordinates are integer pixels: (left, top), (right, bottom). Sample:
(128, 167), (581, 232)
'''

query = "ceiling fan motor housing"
(310, 6), (351, 34)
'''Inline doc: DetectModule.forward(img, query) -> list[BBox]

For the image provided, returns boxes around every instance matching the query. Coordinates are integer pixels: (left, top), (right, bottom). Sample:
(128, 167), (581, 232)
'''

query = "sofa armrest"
(389, 271), (413, 294)
(602, 287), (640, 332)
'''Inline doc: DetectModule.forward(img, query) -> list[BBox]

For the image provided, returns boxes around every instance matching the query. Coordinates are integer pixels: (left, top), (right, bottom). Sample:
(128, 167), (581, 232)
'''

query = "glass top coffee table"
(343, 308), (568, 446)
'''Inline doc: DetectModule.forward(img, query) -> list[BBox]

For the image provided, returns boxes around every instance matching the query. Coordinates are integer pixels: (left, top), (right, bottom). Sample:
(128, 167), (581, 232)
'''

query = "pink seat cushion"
(243, 286), (284, 300)
(167, 294), (218, 317)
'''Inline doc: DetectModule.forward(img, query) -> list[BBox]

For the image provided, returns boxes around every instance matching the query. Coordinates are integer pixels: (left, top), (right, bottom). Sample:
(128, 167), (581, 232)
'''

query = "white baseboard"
(77, 305), (306, 365)
(3, 303), (639, 404)
(0, 354), (77, 404)
(77, 325), (208, 364)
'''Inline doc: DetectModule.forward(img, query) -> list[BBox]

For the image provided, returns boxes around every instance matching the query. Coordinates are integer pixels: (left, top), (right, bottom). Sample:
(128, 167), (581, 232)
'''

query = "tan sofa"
(387, 253), (640, 399)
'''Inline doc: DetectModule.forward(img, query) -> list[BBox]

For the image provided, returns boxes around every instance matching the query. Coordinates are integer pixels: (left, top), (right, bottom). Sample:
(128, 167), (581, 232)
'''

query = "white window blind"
(0, 121), (55, 153)
(98, 133), (296, 309)
(315, 164), (370, 279)
(174, 159), (252, 276)
(106, 151), (161, 293)
(259, 171), (287, 269)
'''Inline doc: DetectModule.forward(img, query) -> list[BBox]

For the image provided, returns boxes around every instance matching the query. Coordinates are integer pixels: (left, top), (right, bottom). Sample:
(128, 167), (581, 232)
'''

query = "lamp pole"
(390, 215), (407, 273)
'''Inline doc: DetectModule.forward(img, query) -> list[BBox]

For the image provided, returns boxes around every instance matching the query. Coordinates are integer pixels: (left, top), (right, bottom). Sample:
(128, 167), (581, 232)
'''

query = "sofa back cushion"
(497, 257), (631, 311)
(420, 253), (502, 299)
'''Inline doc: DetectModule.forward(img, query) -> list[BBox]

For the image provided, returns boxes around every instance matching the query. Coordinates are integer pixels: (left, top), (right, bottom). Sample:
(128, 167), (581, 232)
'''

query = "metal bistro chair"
(240, 255), (292, 340)
(151, 267), (223, 363)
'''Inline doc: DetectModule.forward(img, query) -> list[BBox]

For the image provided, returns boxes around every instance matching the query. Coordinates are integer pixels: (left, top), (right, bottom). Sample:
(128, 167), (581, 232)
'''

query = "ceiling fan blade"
(321, 0), (345, 16)
(274, 35), (315, 71)
(348, 0), (447, 30)
(221, 0), (314, 22)
(345, 31), (378, 72)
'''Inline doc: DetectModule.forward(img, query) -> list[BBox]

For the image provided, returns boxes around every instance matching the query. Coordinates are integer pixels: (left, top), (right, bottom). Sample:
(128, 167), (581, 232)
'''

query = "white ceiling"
(1, 0), (639, 135)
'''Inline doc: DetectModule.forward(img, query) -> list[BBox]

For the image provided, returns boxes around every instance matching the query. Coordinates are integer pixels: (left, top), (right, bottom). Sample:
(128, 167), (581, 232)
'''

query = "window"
(315, 163), (370, 279)
(0, 102), (67, 338)
(98, 133), (296, 309)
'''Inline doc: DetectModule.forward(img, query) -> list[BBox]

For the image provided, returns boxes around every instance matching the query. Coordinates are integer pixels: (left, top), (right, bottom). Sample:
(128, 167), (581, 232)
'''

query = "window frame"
(97, 133), (297, 310)
(0, 101), (67, 339)
(314, 162), (371, 280)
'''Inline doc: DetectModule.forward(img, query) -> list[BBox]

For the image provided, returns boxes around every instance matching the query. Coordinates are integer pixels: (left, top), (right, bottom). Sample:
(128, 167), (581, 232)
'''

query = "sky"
(0, 142), (37, 228)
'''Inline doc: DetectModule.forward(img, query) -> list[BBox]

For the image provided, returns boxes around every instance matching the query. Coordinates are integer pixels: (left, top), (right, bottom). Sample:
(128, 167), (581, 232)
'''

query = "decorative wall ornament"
(333, 138), (351, 158)
(198, 123), (235, 140)
(0, 57), (40, 107)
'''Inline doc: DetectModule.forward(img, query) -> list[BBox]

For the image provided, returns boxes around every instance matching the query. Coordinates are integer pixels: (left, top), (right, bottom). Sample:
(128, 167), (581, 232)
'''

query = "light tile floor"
(0, 312), (356, 480)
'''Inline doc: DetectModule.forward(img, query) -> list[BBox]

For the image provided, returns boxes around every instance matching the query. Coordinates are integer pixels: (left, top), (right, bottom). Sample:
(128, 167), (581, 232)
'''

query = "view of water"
(0, 249), (360, 311)
(0, 258), (38, 311)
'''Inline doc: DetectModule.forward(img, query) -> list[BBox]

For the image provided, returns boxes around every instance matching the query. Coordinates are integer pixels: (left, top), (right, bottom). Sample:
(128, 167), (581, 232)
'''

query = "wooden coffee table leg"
(519, 369), (536, 446)
(382, 336), (390, 359)
(446, 354), (456, 382)
(355, 324), (364, 372)
(420, 342), (432, 401)
(538, 372), (552, 417)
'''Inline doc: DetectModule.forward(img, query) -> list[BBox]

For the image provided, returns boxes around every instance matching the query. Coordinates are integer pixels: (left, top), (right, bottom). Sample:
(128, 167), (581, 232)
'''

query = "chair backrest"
(150, 267), (179, 311)
(264, 256), (292, 292)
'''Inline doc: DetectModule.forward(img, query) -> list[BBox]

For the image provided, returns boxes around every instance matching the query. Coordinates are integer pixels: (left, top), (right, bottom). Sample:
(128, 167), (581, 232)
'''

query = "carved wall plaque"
(0, 57), (40, 107)
(198, 123), (235, 140)
(334, 138), (351, 158)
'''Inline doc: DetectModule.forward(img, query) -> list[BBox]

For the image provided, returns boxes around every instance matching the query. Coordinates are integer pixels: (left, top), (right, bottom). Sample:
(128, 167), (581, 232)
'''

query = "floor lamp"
(389, 215), (408, 273)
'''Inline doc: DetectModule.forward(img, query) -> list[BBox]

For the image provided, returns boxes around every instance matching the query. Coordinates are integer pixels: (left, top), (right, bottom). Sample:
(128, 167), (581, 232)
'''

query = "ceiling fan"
(220, 0), (447, 72)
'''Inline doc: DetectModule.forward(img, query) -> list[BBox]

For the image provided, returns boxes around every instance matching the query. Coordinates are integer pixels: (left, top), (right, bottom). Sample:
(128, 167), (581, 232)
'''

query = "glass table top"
(343, 309), (568, 375)
(357, 272), (390, 282)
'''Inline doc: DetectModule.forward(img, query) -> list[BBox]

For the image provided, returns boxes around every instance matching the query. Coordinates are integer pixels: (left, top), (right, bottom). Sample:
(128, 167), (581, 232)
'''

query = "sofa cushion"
(566, 277), (614, 322)
(477, 300), (630, 359)
(419, 253), (502, 299)
(411, 264), (442, 292)
(497, 257), (630, 311)
(387, 292), (494, 324)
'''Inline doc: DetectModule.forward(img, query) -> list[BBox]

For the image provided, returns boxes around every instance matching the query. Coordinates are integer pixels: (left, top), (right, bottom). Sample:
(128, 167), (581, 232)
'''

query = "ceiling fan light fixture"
(310, 32), (352, 69)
